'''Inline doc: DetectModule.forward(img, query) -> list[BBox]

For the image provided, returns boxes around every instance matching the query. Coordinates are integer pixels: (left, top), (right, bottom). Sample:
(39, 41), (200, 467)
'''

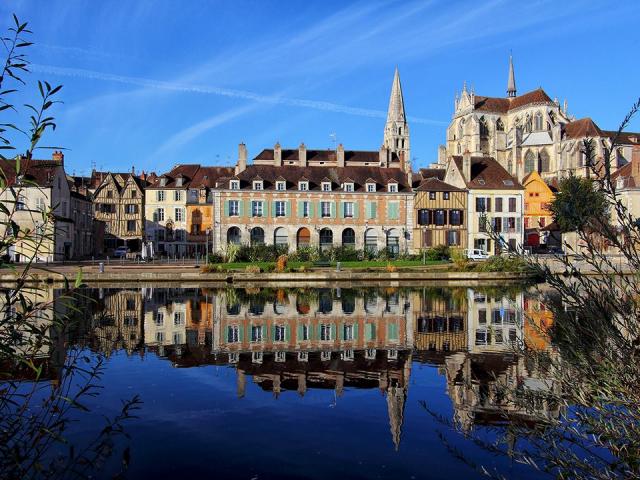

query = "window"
(366, 183), (376, 192)
(230, 180), (240, 190)
(343, 202), (354, 218)
(125, 204), (137, 214)
(320, 324), (332, 341)
(276, 181), (286, 191)
(429, 192), (436, 200)
(229, 200), (239, 216)
(447, 230), (459, 246)
(227, 326), (239, 343)
(154, 208), (165, 222)
(275, 201), (286, 217)
(434, 210), (446, 226)
(509, 197), (517, 212)
(343, 324), (354, 341)
(443, 192), (450, 200)
(157, 191), (165, 201)
(174, 190), (182, 201)
(321, 201), (331, 218)
(449, 209), (462, 226)
(127, 220), (136, 232)
(388, 183), (398, 193)
(302, 324), (310, 341)
(107, 190), (113, 199)
(540, 217), (546, 228)
(418, 209), (430, 225)
(156, 332), (165, 342)
(252, 201), (263, 217)
(507, 217), (516, 232)
(36, 197), (45, 211)
(322, 182), (332, 192)
(175, 208), (184, 222)
(274, 325), (286, 342)
(253, 181), (263, 190)
(154, 312), (164, 326)
(493, 217), (502, 232)
(495, 197), (503, 212)
(344, 183), (354, 192)
(174, 312), (184, 326)
(16, 195), (26, 210)
(298, 181), (308, 191)
(251, 325), (263, 342)
(302, 201), (310, 218)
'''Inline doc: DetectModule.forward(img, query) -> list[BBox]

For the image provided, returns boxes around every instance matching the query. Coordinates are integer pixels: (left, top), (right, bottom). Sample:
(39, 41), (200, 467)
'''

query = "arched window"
(534, 112), (543, 131)
(386, 229), (400, 257)
(524, 151), (536, 174)
(274, 227), (288, 248)
(479, 117), (489, 137)
(524, 115), (532, 133)
(250, 227), (264, 246)
(319, 228), (333, 251)
(458, 119), (465, 139)
(342, 228), (355, 248)
(364, 229), (378, 253)
(496, 118), (505, 131)
(227, 226), (241, 245)
(539, 149), (550, 173)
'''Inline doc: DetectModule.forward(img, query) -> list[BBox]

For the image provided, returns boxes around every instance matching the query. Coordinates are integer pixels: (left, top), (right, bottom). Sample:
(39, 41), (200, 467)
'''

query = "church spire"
(383, 67), (411, 173)
(507, 54), (517, 98)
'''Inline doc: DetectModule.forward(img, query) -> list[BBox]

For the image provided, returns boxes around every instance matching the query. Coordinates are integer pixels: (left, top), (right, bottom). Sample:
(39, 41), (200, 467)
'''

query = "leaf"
(74, 269), (83, 288)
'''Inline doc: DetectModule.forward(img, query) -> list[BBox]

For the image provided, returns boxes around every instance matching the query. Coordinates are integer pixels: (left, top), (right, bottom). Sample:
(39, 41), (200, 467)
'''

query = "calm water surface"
(47, 285), (554, 479)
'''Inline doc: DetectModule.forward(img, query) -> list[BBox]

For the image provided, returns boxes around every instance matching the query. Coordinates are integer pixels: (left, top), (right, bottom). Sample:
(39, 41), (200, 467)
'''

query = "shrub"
(262, 263), (276, 273)
(245, 265), (261, 274)
(275, 254), (288, 272)
(424, 245), (450, 261)
(386, 262), (398, 273)
(208, 253), (224, 264)
(225, 243), (240, 263)
(474, 255), (532, 273)
(289, 246), (320, 262)
(450, 248), (468, 268)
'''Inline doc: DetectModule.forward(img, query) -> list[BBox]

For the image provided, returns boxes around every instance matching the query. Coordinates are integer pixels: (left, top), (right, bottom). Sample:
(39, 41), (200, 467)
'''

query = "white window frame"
(321, 201), (331, 218)
(174, 311), (184, 326)
(320, 324), (332, 341)
(227, 325), (239, 343)
(253, 181), (263, 190)
(251, 325), (263, 342)
(344, 183), (354, 192)
(229, 200), (239, 216)
(302, 201), (310, 218)
(155, 312), (164, 326)
(175, 207), (184, 222)
(275, 201), (286, 217)
(343, 324), (354, 341)
(157, 208), (165, 222)
(366, 183), (376, 192)
(274, 325), (286, 342)
(252, 201), (263, 217)
(157, 190), (165, 201)
(276, 181), (286, 191)
(230, 180), (240, 190)
(36, 197), (45, 211)
(298, 181), (308, 191)
(343, 202), (354, 218)
(321, 182), (332, 192)
(388, 183), (398, 193)
(174, 190), (182, 201)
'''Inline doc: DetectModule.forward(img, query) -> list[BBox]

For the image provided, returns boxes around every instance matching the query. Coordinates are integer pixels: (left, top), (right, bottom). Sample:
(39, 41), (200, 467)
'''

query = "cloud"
(31, 63), (447, 126)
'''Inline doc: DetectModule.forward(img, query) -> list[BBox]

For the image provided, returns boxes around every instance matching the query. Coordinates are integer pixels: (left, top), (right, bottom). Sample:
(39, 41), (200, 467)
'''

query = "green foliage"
(473, 255), (533, 273)
(225, 243), (240, 263)
(288, 246), (320, 262)
(423, 245), (450, 261)
(550, 174), (609, 232)
(207, 253), (224, 264)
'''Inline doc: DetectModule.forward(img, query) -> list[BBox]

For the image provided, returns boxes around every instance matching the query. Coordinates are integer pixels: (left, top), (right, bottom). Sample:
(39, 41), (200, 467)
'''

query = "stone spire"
(383, 67), (411, 173)
(507, 54), (517, 98)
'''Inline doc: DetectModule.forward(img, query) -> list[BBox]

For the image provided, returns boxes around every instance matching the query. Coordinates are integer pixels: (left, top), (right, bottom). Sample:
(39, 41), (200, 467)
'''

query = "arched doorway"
(319, 228), (333, 251)
(342, 228), (355, 248)
(274, 227), (288, 248)
(364, 229), (378, 253)
(296, 227), (310, 249)
(250, 227), (265, 246)
(227, 226), (241, 245)
(386, 228), (400, 257)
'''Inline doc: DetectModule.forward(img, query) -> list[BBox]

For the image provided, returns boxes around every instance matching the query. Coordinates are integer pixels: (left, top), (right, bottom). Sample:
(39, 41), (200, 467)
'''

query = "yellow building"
(522, 171), (555, 248)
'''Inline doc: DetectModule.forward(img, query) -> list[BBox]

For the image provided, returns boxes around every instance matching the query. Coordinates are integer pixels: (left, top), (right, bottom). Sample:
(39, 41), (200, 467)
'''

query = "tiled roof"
(216, 164), (412, 192)
(474, 88), (553, 113)
(602, 130), (640, 145)
(415, 177), (464, 192)
(189, 166), (235, 188)
(418, 168), (446, 181)
(148, 164), (201, 188)
(452, 156), (523, 190)
(611, 162), (636, 188)
(563, 118), (603, 139)
(255, 148), (400, 164)
(0, 158), (62, 187)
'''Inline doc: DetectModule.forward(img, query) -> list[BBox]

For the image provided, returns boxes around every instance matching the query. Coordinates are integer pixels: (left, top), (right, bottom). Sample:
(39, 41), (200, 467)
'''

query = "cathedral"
(443, 56), (638, 182)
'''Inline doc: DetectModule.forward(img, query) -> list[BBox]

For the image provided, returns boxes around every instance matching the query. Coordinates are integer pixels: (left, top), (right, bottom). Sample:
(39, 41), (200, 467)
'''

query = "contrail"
(31, 64), (447, 126)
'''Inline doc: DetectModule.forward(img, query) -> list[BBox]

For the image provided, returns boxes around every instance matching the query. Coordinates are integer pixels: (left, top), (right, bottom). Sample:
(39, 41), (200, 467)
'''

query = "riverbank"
(0, 263), (537, 287)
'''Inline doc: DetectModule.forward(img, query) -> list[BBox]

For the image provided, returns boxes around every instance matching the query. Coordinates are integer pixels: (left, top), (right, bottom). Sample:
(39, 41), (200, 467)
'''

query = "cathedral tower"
(384, 67), (411, 172)
(507, 54), (517, 98)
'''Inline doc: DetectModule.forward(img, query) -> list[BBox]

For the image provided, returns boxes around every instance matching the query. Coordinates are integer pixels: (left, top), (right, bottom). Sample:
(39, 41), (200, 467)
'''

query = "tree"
(550, 174), (609, 233)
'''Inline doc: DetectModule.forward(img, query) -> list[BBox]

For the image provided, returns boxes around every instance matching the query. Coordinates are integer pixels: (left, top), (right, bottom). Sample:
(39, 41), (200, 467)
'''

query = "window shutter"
(238, 200), (244, 217)
(339, 323), (345, 340)
(353, 202), (359, 219)
(271, 325), (276, 341)
(317, 324), (322, 339)
(153, 210), (158, 222)
(309, 202), (314, 218)
(424, 229), (432, 247)
(330, 202), (336, 218)
(297, 324), (303, 341)
(297, 201), (303, 218)
(330, 323), (336, 341)
(371, 202), (377, 219)
(365, 202), (371, 219)
(339, 201), (344, 219)
(286, 200), (291, 217)
(353, 323), (359, 341)
(224, 200), (230, 216)
(271, 201), (276, 217)
(285, 325), (290, 342)
(486, 197), (492, 212)
(238, 324), (244, 343)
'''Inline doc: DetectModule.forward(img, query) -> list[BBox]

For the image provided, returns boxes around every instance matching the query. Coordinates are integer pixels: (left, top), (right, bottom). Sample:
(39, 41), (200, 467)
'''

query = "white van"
(464, 249), (490, 261)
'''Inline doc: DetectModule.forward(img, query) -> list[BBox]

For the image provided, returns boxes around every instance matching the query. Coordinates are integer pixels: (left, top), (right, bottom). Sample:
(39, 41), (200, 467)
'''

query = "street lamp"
(205, 228), (211, 261)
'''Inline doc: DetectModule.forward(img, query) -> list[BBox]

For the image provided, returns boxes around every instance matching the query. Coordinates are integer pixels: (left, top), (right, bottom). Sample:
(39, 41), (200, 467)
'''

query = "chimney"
(379, 145), (389, 168)
(299, 142), (307, 167)
(462, 149), (472, 182)
(337, 143), (345, 167)
(274, 142), (282, 167)
(52, 150), (64, 163)
(236, 142), (247, 175)
(399, 151), (406, 172)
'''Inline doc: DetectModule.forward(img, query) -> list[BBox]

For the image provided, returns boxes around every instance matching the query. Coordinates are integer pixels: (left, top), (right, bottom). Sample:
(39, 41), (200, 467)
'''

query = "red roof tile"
(474, 88), (553, 113)
(451, 156), (523, 190)
(563, 118), (603, 139)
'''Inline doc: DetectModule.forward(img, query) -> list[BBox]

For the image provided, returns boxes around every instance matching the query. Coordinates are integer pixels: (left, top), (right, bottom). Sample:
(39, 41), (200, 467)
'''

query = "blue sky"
(2, 0), (639, 176)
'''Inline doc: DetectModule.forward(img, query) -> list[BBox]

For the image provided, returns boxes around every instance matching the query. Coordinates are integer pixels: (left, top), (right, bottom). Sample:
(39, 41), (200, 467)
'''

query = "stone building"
(443, 152), (524, 254)
(92, 171), (148, 252)
(212, 69), (415, 254)
(0, 153), (75, 262)
(444, 55), (640, 182)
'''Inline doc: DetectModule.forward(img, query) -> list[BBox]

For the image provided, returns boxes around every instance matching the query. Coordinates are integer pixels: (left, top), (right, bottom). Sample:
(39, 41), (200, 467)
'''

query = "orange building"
(522, 171), (555, 247)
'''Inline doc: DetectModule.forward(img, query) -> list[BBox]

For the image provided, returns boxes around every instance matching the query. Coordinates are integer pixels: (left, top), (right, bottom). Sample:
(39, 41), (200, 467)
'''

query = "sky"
(2, 0), (639, 176)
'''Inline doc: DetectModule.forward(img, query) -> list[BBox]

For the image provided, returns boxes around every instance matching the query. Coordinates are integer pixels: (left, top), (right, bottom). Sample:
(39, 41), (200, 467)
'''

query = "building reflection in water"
(8, 285), (559, 450)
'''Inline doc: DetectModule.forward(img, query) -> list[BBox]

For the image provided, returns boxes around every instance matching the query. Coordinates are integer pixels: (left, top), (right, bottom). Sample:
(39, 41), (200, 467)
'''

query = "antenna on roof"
(329, 132), (337, 151)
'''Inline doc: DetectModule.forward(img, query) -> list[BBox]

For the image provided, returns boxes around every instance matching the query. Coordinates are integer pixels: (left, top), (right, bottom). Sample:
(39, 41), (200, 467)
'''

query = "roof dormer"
(252, 176), (264, 190)
(387, 180), (399, 193)
(321, 178), (332, 192)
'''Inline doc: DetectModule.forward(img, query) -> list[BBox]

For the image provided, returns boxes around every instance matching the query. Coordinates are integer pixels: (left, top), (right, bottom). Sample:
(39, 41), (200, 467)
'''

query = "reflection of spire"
(386, 383), (407, 451)
(237, 369), (246, 398)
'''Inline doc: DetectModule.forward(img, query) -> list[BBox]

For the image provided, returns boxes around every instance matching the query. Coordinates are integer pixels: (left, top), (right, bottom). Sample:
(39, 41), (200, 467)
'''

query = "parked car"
(464, 249), (490, 261)
(113, 246), (130, 258)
